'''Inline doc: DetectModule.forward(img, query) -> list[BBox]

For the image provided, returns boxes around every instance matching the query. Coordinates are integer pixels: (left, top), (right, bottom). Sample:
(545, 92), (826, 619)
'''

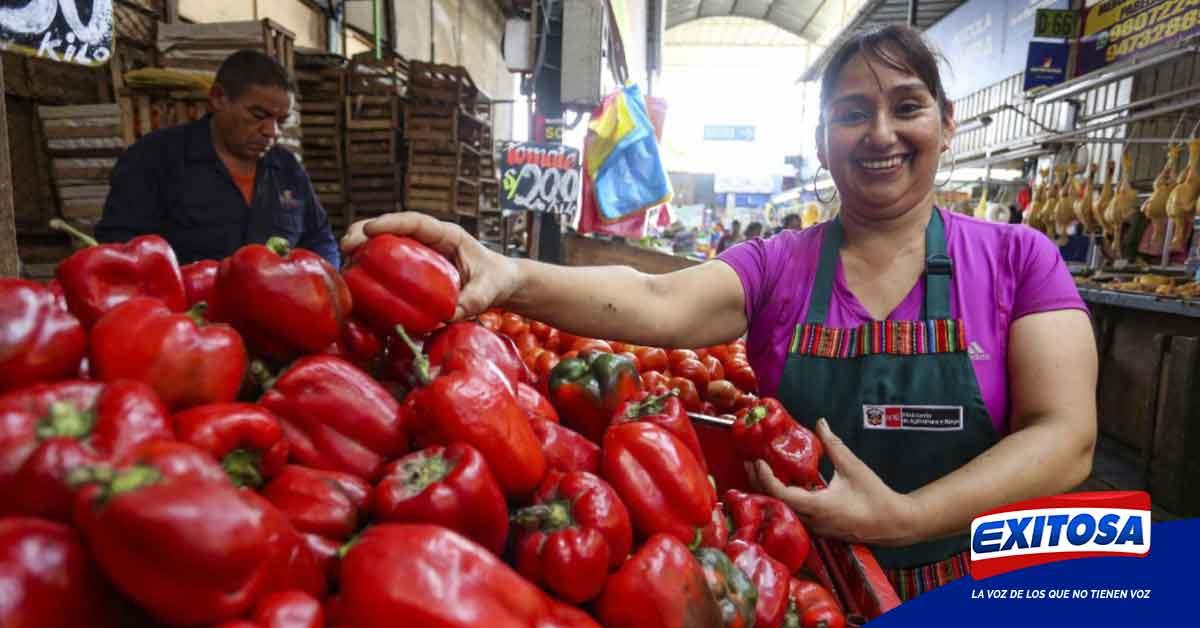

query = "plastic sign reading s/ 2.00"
(969, 491), (1151, 579)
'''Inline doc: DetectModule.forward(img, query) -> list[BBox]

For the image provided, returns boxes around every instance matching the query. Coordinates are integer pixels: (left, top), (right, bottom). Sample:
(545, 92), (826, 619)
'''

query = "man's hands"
(746, 419), (924, 547)
(341, 212), (522, 320)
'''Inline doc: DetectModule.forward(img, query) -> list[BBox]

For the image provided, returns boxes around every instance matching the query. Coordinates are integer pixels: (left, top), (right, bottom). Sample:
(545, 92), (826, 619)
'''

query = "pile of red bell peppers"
(0, 230), (845, 628)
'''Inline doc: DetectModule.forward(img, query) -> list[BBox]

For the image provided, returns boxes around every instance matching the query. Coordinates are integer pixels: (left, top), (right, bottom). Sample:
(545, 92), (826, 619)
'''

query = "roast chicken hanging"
(1054, 162), (1080, 243)
(1141, 143), (1180, 246)
(1074, 162), (1099, 233)
(1024, 168), (1049, 231)
(1166, 137), (1200, 250)
(1094, 160), (1116, 241)
(1105, 153), (1138, 257)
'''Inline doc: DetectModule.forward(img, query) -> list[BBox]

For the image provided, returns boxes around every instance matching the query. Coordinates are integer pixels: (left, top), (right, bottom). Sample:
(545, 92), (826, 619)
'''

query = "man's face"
(210, 83), (292, 162)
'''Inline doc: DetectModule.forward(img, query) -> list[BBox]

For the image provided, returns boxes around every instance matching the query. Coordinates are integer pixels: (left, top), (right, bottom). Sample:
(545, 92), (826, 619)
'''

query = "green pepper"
(694, 546), (758, 628)
(547, 350), (642, 443)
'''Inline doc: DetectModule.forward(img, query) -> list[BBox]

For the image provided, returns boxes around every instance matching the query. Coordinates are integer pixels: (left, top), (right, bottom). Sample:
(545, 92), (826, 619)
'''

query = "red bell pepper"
(371, 443), (508, 555)
(399, 331), (546, 498)
(262, 464), (370, 587)
(262, 464), (370, 540)
(0, 278), (87, 393)
(529, 417), (600, 475)
(785, 578), (846, 628)
(90, 297), (247, 411)
(512, 470), (633, 603)
(326, 317), (385, 372)
(342, 234), (460, 336)
(174, 403), (290, 488)
(425, 321), (531, 388)
(49, 218), (187, 328)
(602, 422), (716, 545)
(732, 398), (824, 489)
(0, 517), (121, 627)
(339, 524), (600, 628)
(612, 386), (708, 473)
(726, 539), (790, 628)
(104, 439), (231, 485)
(724, 489), (811, 574)
(213, 590), (326, 628)
(548, 350), (642, 444)
(517, 381), (559, 423)
(594, 533), (724, 628)
(214, 237), (352, 361)
(258, 356), (407, 482)
(693, 546), (757, 628)
(0, 380), (172, 521)
(72, 469), (303, 626)
(181, 259), (219, 308)
(697, 500), (731, 549)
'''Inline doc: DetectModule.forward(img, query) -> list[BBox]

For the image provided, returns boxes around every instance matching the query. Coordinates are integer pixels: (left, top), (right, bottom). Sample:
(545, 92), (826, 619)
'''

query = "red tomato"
(514, 331), (541, 355)
(707, 344), (733, 364)
(500, 313), (528, 338)
(673, 358), (710, 393)
(705, 379), (741, 412)
(702, 355), (725, 382)
(529, 320), (552, 340)
(734, 392), (759, 412)
(523, 347), (547, 371)
(694, 348), (709, 360)
(640, 370), (670, 390)
(534, 351), (560, 382)
(669, 376), (702, 412)
(726, 360), (758, 394)
(559, 350), (579, 362)
(633, 347), (669, 373)
(478, 311), (501, 332)
(618, 351), (640, 372)
(668, 349), (699, 370)
(571, 338), (613, 354)
(557, 331), (580, 351)
(609, 341), (632, 354)
(542, 328), (562, 354)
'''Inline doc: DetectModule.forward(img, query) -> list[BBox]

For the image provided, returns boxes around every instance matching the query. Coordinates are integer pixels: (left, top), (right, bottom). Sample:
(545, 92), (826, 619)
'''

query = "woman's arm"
(345, 212), (749, 349)
(900, 308), (1098, 542)
(751, 308), (1098, 546)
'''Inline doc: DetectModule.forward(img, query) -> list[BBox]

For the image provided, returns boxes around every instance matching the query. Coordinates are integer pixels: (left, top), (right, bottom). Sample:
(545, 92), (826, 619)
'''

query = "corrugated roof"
(667, 0), (859, 44)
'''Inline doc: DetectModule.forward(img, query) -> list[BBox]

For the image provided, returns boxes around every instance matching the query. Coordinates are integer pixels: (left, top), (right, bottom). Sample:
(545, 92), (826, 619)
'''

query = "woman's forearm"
(499, 258), (747, 349)
(902, 418), (1095, 544)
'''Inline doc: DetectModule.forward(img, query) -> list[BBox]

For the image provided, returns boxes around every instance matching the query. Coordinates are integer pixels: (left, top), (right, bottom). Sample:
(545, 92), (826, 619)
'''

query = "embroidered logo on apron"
(862, 405), (964, 431)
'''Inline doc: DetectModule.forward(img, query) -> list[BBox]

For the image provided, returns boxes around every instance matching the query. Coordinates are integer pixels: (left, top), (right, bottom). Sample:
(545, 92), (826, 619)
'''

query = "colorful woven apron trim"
(789, 319), (968, 358)
(885, 549), (971, 601)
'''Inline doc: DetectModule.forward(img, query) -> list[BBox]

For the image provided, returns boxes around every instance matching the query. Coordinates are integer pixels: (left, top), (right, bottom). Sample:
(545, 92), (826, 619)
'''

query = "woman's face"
(817, 50), (955, 219)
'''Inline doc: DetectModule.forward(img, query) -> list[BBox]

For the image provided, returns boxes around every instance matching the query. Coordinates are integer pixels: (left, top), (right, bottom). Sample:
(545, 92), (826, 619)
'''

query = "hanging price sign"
(499, 142), (581, 214)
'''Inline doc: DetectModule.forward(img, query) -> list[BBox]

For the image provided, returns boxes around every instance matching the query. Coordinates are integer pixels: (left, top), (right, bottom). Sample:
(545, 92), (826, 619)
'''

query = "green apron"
(776, 209), (999, 569)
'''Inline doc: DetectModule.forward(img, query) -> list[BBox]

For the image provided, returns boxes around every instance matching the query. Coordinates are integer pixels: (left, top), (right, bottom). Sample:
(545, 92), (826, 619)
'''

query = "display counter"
(562, 232), (702, 274)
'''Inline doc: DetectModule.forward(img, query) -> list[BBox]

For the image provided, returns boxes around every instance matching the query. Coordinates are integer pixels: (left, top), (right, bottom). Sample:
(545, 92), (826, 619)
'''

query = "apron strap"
(924, 209), (952, 320)
(805, 208), (952, 324)
(804, 219), (844, 324)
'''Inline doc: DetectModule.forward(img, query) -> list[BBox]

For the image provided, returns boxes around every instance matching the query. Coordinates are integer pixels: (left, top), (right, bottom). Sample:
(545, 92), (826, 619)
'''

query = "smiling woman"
(341, 24), (1097, 605)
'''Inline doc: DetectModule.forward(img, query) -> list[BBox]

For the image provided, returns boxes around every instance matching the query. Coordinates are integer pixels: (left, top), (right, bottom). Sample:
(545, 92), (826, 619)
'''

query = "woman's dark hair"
(818, 24), (949, 121)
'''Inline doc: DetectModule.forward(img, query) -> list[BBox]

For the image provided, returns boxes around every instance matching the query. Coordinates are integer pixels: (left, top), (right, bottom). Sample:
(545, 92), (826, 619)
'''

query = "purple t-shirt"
(718, 208), (1087, 435)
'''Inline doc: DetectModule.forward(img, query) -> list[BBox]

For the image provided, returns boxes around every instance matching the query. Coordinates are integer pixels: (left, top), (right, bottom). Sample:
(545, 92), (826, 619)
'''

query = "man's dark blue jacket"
(95, 116), (340, 267)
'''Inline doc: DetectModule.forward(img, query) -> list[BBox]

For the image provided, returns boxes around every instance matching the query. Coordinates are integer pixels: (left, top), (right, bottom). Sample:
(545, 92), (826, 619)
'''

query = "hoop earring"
(936, 151), (957, 188)
(813, 166), (837, 204)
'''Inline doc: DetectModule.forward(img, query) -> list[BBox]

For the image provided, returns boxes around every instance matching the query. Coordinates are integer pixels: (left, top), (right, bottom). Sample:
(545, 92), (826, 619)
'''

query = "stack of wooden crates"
(404, 61), (494, 221)
(344, 54), (407, 222)
(295, 52), (348, 229)
(38, 104), (128, 235)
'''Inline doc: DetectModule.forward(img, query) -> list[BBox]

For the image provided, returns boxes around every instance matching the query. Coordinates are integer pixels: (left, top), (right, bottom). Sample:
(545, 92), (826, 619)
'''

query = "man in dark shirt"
(96, 50), (340, 266)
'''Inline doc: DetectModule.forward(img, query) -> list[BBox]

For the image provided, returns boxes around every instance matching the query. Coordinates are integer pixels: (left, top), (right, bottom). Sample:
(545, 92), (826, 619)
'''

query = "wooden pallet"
(407, 61), (477, 110)
(157, 19), (296, 75)
(38, 104), (127, 231)
(347, 52), (407, 96)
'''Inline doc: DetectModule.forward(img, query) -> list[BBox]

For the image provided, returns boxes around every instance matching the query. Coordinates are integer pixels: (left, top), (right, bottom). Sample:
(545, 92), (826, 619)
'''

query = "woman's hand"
(746, 419), (924, 547)
(341, 212), (522, 321)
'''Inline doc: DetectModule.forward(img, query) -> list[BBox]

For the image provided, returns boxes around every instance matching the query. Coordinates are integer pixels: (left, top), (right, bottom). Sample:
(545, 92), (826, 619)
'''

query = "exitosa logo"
(969, 491), (1151, 579)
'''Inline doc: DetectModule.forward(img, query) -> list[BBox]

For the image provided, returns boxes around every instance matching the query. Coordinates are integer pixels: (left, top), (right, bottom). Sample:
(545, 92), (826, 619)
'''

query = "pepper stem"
(688, 527), (704, 551)
(222, 448), (264, 488)
(249, 360), (277, 391)
(743, 405), (768, 427)
(403, 450), (451, 493)
(266, 236), (291, 257)
(394, 326), (432, 387)
(512, 500), (574, 532)
(36, 401), (95, 440)
(49, 218), (98, 247)
(627, 389), (677, 418)
(66, 465), (114, 488)
(338, 529), (364, 559)
(185, 302), (209, 326)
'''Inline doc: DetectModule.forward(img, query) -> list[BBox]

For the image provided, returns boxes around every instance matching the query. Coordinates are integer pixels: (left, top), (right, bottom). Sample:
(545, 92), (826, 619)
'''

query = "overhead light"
(956, 115), (994, 134)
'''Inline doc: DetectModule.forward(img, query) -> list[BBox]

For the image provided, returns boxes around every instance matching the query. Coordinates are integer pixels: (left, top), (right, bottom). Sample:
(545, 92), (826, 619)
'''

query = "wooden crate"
(37, 105), (127, 230)
(157, 19), (295, 75)
(347, 52), (407, 96)
(407, 61), (477, 110)
(119, 87), (208, 144)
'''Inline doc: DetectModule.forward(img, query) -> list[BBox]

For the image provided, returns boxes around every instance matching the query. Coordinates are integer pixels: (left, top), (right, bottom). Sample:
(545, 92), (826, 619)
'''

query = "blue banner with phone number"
(865, 518), (1196, 626)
